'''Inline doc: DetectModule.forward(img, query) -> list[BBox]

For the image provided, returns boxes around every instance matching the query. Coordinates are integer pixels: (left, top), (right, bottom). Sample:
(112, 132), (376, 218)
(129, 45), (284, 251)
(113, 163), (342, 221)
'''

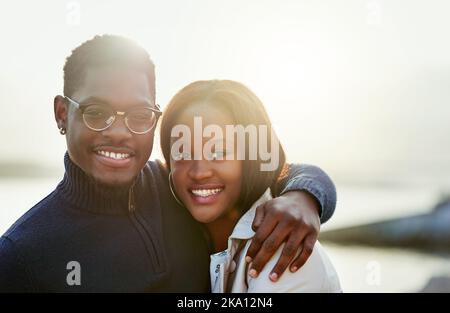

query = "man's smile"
(92, 146), (136, 169)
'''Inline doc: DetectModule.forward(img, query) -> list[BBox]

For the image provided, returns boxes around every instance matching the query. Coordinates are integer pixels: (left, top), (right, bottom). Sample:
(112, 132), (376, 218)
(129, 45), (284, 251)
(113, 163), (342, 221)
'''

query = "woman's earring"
(168, 171), (185, 207)
(59, 127), (67, 135)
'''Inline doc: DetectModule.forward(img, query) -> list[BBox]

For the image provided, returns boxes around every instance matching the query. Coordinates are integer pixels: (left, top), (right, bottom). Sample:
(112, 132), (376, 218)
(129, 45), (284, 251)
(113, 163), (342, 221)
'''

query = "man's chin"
(91, 174), (135, 190)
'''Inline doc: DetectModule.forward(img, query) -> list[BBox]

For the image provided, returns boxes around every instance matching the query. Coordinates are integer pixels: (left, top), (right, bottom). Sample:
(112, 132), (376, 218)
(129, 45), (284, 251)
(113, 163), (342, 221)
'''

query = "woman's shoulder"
(243, 240), (341, 293)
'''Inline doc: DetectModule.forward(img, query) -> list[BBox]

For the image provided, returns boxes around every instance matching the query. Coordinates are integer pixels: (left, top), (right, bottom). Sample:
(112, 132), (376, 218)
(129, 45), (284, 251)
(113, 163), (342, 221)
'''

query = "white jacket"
(209, 189), (342, 293)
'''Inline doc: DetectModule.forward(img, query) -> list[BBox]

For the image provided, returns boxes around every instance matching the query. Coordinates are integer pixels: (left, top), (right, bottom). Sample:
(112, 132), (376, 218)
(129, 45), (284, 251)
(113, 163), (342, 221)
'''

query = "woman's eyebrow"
(205, 138), (227, 146)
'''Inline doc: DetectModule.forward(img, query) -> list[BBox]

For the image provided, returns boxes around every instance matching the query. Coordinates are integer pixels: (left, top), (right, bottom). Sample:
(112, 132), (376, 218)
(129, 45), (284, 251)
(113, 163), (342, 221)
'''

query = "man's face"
(56, 67), (156, 188)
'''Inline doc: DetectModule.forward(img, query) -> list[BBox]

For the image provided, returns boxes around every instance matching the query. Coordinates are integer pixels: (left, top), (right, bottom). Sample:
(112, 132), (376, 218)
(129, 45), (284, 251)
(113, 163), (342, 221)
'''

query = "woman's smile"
(188, 184), (225, 205)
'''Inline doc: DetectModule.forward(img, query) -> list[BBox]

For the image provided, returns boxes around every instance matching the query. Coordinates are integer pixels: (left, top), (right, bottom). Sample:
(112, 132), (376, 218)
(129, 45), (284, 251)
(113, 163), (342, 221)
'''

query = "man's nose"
(101, 114), (133, 139)
(188, 159), (213, 181)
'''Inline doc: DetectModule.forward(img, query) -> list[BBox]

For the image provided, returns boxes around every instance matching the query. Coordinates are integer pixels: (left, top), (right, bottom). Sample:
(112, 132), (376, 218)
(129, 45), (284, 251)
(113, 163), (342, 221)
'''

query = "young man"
(0, 35), (336, 292)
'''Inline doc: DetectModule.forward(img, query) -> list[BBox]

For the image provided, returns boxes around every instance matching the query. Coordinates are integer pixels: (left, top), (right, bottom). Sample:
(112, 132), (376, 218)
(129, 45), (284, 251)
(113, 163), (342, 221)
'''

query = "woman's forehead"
(175, 102), (235, 126)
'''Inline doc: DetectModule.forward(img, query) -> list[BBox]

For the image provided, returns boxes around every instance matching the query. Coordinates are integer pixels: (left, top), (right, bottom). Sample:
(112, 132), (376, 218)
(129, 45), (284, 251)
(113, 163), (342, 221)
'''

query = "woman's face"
(169, 103), (243, 223)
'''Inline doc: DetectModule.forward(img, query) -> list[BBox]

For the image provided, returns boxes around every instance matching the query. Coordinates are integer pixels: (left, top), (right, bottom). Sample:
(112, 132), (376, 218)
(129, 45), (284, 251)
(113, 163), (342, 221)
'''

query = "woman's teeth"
(191, 188), (223, 197)
(97, 150), (130, 160)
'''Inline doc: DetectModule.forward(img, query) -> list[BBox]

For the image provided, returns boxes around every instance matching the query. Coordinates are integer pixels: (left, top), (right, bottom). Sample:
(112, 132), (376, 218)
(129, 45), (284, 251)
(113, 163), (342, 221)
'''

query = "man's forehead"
(72, 66), (155, 106)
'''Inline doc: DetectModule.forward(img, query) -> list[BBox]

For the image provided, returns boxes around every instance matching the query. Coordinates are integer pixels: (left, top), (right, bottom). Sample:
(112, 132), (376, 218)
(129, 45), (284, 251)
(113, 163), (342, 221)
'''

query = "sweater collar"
(57, 152), (141, 215)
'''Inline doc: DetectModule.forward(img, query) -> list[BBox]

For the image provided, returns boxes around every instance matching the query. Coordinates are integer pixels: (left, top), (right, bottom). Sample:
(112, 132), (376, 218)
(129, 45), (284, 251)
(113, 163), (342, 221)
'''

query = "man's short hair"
(63, 34), (155, 99)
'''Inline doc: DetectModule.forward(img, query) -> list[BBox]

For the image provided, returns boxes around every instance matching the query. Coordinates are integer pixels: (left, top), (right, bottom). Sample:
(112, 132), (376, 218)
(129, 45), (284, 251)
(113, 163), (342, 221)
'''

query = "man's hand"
(245, 190), (321, 282)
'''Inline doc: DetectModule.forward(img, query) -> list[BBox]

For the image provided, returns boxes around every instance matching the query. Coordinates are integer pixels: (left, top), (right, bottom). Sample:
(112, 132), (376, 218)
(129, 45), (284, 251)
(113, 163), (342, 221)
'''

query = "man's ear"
(54, 95), (68, 129)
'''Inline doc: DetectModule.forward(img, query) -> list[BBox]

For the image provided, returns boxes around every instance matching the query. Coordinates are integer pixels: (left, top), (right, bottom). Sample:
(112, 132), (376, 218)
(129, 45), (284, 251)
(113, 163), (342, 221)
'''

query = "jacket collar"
(228, 188), (273, 241)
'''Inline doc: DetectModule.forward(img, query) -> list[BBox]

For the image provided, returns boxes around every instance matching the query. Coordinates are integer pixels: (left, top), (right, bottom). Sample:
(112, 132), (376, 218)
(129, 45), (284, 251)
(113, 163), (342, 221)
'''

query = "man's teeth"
(191, 188), (223, 197)
(97, 150), (130, 160)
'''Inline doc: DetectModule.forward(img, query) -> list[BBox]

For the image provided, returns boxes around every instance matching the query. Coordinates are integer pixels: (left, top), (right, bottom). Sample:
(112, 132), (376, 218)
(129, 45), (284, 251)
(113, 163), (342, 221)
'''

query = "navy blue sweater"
(0, 153), (336, 292)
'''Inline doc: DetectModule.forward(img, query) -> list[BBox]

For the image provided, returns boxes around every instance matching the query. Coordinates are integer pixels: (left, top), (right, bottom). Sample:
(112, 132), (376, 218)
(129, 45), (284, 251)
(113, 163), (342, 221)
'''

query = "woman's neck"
(204, 208), (241, 253)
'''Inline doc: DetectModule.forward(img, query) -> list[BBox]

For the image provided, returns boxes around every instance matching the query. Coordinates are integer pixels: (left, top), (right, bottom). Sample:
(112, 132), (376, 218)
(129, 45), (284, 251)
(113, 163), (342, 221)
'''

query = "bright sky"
(1, 0), (449, 184)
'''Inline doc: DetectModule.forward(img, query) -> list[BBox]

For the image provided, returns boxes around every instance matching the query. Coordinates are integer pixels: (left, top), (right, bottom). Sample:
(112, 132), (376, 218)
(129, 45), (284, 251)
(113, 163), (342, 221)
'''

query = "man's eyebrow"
(130, 100), (157, 109)
(79, 96), (110, 105)
(79, 97), (156, 108)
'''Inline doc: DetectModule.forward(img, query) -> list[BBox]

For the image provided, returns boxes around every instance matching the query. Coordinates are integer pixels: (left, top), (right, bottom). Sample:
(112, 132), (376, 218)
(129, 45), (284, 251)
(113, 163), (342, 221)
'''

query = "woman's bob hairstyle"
(160, 79), (288, 212)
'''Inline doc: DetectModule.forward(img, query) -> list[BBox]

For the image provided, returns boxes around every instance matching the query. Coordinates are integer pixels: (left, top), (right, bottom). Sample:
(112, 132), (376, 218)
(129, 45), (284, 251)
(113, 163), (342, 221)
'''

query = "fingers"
(268, 228), (307, 282)
(251, 203), (266, 231)
(247, 221), (291, 280)
(290, 233), (317, 272)
(245, 192), (321, 282)
(246, 205), (277, 263)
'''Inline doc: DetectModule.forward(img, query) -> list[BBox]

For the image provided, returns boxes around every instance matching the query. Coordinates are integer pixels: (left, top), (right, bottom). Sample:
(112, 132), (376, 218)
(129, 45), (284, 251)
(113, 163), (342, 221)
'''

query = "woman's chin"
(187, 207), (220, 224)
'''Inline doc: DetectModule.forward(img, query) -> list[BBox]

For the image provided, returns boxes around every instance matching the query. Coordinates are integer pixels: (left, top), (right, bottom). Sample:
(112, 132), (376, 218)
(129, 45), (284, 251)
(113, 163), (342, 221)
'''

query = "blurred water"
(0, 177), (449, 292)
(322, 184), (439, 231)
(0, 177), (61, 234)
(323, 243), (450, 292)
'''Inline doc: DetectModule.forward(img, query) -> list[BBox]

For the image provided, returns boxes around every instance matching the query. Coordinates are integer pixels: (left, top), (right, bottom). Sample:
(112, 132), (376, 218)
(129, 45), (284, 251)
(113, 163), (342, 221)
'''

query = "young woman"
(160, 80), (341, 292)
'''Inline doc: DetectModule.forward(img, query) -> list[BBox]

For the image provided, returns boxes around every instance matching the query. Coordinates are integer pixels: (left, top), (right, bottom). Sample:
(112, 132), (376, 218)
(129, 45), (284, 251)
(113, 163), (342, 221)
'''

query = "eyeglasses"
(65, 96), (162, 135)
